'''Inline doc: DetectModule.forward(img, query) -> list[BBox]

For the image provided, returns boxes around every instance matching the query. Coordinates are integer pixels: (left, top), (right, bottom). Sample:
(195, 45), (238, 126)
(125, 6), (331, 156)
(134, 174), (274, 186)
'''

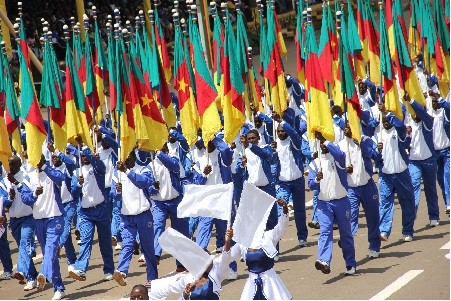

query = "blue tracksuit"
(275, 121), (308, 242)
(433, 98), (450, 208)
(375, 113), (416, 238)
(169, 129), (193, 188)
(406, 100), (439, 220)
(111, 165), (158, 281)
(71, 146), (114, 275)
(308, 142), (356, 268)
(151, 151), (189, 267)
(20, 165), (65, 292)
(0, 178), (15, 276)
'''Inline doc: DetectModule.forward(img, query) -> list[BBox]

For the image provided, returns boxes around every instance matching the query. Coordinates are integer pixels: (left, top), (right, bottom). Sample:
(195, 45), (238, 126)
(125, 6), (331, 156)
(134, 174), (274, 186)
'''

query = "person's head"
(52, 154), (62, 167)
(81, 152), (90, 165)
(431, 94), (440, 110)
(8, 155), (22, 174)
(168, 127), (178, 144)
(125, 149), (137, 169)
(254, 115), (262, 129)
(382, 114), (392, 130)
(332, 105), (343, 117)
(277, 124), (288, 140)
(105, 113), (110, 119)
(246, 129), (260, 145)
(320, 142), (329, 154)
(358, 81), (367, 95)
(207, 140), (216, 153)
(130, 284), (149, 300)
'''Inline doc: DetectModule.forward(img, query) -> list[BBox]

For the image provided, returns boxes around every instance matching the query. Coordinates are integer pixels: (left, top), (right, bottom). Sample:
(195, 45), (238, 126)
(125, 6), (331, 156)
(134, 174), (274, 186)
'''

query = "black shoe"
(133, 241), (140, 255)
(155, 256), (160, 265)
(308, 221), (320, 229)
(315, 260), (331, 274)
(75, 229), (81, 241)
(333, 224), (339, 230)
(338, 239), (342, 249)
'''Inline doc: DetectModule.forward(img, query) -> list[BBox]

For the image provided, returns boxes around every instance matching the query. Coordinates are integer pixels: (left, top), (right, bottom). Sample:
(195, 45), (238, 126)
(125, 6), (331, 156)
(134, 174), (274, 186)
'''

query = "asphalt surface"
(0, 175), (449, 300)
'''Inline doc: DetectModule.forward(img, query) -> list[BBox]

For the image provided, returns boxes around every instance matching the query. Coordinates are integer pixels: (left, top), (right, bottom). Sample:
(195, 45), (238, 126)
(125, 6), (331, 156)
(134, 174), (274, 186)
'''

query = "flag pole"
(247, 47), (256, 127)
(378, 0), (383, 144)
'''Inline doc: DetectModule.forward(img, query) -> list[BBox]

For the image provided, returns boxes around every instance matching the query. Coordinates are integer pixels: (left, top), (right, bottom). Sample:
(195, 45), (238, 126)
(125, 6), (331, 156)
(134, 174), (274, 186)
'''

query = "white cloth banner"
(177, 183), (233, 223)
(158, 227), (215, 280)
(232, 183), (276, 249)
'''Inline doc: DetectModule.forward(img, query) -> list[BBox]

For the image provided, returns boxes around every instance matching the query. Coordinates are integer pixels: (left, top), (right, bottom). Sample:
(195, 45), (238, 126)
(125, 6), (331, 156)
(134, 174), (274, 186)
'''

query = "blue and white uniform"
(169, 128), (193, 190)
(111, 164), (158, 281)
(376, 113), (416, 238)
(71, 146), (114, 276)
(151, 151), (189, 267)
(19, 164), (65, 292)
(0, 173), (14, 279)
(308, 141), (356, 269)
(339, 136), (381, 253)
(406, 100), (440, 221)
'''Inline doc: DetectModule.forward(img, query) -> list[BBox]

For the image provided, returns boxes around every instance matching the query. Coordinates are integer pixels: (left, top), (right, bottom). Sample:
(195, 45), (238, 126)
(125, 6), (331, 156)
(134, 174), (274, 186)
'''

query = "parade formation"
(0, 0), (449, 300)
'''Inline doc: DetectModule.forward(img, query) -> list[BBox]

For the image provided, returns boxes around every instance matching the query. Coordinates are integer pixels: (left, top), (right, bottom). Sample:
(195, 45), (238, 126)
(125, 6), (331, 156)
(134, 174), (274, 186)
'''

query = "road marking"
(370, 270), (424, 300)
(440, 241), (450, 250)
(1, 253), (43, 274)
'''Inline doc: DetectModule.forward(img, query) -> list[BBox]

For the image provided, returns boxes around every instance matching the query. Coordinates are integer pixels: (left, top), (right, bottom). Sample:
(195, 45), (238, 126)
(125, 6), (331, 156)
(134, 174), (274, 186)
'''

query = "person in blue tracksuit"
(168, 128), (193, 191)
(151, 143), (189, 272)
(238, 130), (277, 232)
(2, 158), (38, 288)
(0, 167), (14, 282)
(404, 93), (440, 226)
(100, 113), (113, 131)
(111, 150), (158, 288)
(376, 103), (416, 242)
(69, 136), (115, 282)
(357, 77), (377, 112)
(95, 126), (122, 249)
(429, 92), (450, 214)
(47, 143), (78, 273)
(308, 132), (356, 275)
(339, 126), (381, 259)
(272, 113), (308, 248)
(19, 155), (65, 300)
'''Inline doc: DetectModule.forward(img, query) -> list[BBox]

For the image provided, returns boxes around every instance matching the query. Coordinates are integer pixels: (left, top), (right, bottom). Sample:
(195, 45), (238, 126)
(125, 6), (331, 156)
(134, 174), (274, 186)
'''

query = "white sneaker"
(227, 269), (238, 281)
(380, 232), (388, 241)
(274, 255), (280, 262)
(299, 240), (307, 247)
(0, 272), (13, 280)
(138, 254), (145, 262)
(76, 240), (81, 245)
(430, 220), (439, 227)
(103, 273), (113, 281)
(215, 246), (223, 254)
(113, 270), (127, 286)
(446, 206), (450, 214)
(52, 290), (65, 300)
(344, 266), (356, 275)
(23, 280), (38, 291)
(368, 250), (379, 259)
(403, 235), (413, 242)
(67, 264), (74, 273)
(115, 242), (123, 250)
(69, 269), (86, 281)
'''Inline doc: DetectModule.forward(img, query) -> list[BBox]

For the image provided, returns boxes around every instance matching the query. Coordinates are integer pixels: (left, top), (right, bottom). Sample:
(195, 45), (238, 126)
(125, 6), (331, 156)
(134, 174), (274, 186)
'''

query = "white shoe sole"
(69, 271), (86, 281)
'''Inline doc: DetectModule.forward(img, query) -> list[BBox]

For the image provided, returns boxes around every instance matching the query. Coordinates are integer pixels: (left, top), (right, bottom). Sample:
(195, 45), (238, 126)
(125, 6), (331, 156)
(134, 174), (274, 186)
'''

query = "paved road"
(0, 177), (449, 300)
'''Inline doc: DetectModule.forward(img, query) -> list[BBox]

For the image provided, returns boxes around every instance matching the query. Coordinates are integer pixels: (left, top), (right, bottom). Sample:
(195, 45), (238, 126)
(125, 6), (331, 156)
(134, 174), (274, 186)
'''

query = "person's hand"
(225, 227), (233, 243)
(346, 165), (354, 174)
(270, 141), (277, 151)
(272, 112), (282, 123)
(378, 103), (387, 114)
(250, 104), (257, 115)
(377, 142), (383, 152)
(240, 134), (249, 148)
(423, 68), (429, 75)
(75, 135), (83, 146)
(35, 187), (43, 196)
(356, 76), (362, 83)
(9, 188), (16, 200)
(78, 175), (84, 185)
(407, 126), (412, 136)
(47, 142), (55, 153)
(117, 161), (127, 173)
(315, 132), (326, 143)
(276, 198), (288, 214)
(116, 182), (122, 194)
(403, 91), (411, 103)
(344, 127), (352, 139)
(203, 165), (212, 175)
(191, 162), (196, 168)
(37, 156), (46, 171)
(154, 181), (160, 190)
(21, 151), (27, 158)
(7, 173), (18, 185)
(183, 283), (196, 300)
(241, 155), (247, 166)
(313, 151), (318, 159)
(230, 142), (236, 150)
(316, 171), (323, 182)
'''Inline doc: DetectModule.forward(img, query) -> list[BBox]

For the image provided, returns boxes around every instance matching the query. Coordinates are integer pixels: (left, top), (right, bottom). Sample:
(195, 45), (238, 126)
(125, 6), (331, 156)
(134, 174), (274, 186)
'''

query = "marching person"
(151, 143), (189, 272)
(111, 150), (158, 288)
(429, 91), (450, 214)
(19, 155), (65, 299)
(308, 132), (356, 275)
(376, 103), (416, 242)
(69, 136), (115, 282)
(272, 113), (308, 248)
(339, 126), (381, 259)
(404, 92), (440, 225)
(0, 165), (14, 282)
(3, 156), (38, 291)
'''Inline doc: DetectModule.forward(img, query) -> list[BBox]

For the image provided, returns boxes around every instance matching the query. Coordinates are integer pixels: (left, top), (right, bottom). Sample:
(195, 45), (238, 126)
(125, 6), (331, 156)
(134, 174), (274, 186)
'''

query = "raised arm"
(126, 167), (155, 189)
(324, 141), (346, 167)
(82, 146), (106, 173)
(157, 151), (180, 173)
(281, 120), (302, 150)
(248, 144), (272, 161)
(386, 112), (407, 141)
(211, 136), (233, 167)
(42, 165), (64, 187)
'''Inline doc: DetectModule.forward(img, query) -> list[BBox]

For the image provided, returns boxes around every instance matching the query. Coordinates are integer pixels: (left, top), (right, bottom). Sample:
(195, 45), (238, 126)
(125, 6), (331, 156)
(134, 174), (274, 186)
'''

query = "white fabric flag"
(177, 183), (233, 222)
(232, 183), (275, 248)
(158, 227), (215, 280)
